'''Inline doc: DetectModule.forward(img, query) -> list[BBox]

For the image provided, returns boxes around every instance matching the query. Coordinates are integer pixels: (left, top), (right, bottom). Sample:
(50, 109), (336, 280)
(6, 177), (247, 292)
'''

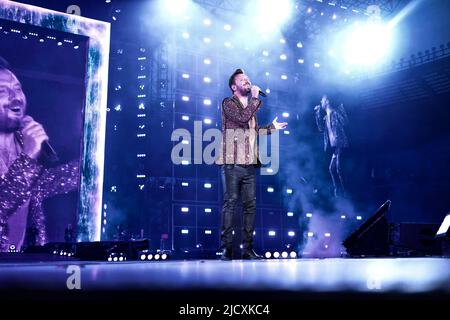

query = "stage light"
(265, 72), (270, 76)
(268, 231), (276, 236)
(267, 187), (274, 192)
(288, 231), (295, 237)
(253, 0), (292, 34)
(181, 32), (190, 39)
(262, 50), (269, 56)
(265, 252), (272, 258)
(282, 112), (289, 118)
(147, 254), (153, 260)
(203, 37), (211, 43)
(204, 183), (212, 189)
(204, 208), (212, 213)
(286, 188), (293, 194)
(265, 89), (270, 94)
(297, 42), (303, 48)
(113, 257), (118, 262)
(181, 115), (189, 121)
(342, 22), (393, 65)
(224, 24), (232, 31)
(119, 257), (124, 262)
(204, 118), (212, 124)
(341, 215), (346, 219)
(298, 59), (304, 64)
(287, 212), (294, 217)
(314, 63), (320, 68)
(181, 207), (189, 212)
(281, 75), (288, 80)
(356, 216), (362, 220)
(203, 18), (211, 25)
(108, 257), (112, 261)
(280, 38), (286, 44)
(161, 253), (168, 260)
(181, 96), (190, 102)
(290, 251), (297, 258)
(273, 251), (280, 258)
(224, 41), (231, 47)
(154, 254), (160, 260)
(74, 45), (79, 49)
(307, 232), (314, 237)
(181, 182), (189, 187)
(325, 233), (331, 237)
(164, 0), (190, 17)
(204, 230), (212, 235)
(181, 229), (189, 234)
(307, 7), (312, 13)
(140, 254), (146, 261)
(203, 99), (212, 105)
(306, 213), (313, 218)
(281, 251), (288, 258)
(182, 73), (190, 79)
(280, 54), (287, 60)
(332, 14), (337, 20)
(203, 58), (211, 65)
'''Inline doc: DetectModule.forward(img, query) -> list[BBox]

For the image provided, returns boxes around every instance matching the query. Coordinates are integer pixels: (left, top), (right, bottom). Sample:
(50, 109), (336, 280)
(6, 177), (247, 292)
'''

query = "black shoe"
(220, 248), (232, 261)
(242, 249), (262, 260)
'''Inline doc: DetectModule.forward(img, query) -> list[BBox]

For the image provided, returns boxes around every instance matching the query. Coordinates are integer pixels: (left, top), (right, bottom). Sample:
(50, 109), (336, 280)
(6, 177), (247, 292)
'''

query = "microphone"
(259, 90), (267, 97)
(41, 140), (59, 164)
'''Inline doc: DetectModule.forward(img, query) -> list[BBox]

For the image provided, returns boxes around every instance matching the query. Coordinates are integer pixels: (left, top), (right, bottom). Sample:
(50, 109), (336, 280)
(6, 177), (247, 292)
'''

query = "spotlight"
(224, 24), (232, 31)
(203, 37), (211, 43)
(265, 252), (272, 259)
(280, 38), (286, 44)
(288, 231), (295, 237)
(181, 96), (190, 102)
(298, 59), (304, 64)
(280, 54), (287, 60)
(306, 213), (313, 218)
(154, 254), (160, 260)
(287, 212), (294, 217)
(161, 253), (168, 260)
(204, 183), (212, 188)
(268, 230), (276, 236)
(314, 63), (320, 68)
(356, 216), (362, 220)
(181, 115), (189, 121)
(324, 233), (331, 237)
(147, 254), (153, 260)
(296, 42), (303, 48)
(262, 50), (269, 56)
(281, 251), (288, 258)
(289, 251), (297, 258)
(181, 207), (189, 212)
(282, 112), (289, 118)
(181, 32), (190, 39)
(203, 76), (211, 83)
(307, 232), (314, 237)
(182, 73), (190, 79)
(203, 99), (212, 105)
(203, 18), (211, 25)
(140, 254), (146, 261)
(203, 58), (211, 65)
(203, 118), (212, 124)
(273, 251), (280, 258)
(281, 75), (288, 80)
(267, 187), (274, 192)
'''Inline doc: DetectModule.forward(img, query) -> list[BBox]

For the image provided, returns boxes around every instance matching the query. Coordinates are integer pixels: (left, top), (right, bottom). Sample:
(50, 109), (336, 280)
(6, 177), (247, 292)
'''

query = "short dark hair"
(228, 68), (244, 92)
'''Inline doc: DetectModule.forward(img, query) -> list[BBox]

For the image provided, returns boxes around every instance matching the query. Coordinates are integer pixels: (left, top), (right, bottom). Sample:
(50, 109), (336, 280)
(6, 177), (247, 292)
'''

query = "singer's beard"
(0, 117), (22, 133)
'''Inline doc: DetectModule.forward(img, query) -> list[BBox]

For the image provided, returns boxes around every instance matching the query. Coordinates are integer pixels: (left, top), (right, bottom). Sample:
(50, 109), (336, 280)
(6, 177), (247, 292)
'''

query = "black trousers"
(220, 164), (256, 251)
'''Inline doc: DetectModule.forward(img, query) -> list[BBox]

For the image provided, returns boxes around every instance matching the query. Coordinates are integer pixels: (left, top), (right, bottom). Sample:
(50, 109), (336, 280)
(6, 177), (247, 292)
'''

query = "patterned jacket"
(216, 95), (275, 166)
(315, 104), (349, 151)
(0, 153), (79, 251)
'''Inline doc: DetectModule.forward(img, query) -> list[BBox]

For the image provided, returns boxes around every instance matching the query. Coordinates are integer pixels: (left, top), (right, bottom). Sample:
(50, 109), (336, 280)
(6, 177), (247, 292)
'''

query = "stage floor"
(1, 257), (450, 301)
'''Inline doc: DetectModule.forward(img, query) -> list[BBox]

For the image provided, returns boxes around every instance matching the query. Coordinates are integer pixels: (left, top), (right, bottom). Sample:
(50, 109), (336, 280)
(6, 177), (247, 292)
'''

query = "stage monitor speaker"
(435, 212), (450, 238)
(343, 200), (391, 257)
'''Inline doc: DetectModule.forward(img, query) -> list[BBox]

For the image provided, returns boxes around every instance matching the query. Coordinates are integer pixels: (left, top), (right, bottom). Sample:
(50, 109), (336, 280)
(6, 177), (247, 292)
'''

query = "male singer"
(0, 57), (79, 252)
(216, 69), (287, 260)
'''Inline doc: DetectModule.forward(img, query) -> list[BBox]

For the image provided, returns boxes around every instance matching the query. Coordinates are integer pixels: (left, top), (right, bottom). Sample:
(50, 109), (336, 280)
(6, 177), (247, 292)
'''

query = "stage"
(1, 257), (450, 301)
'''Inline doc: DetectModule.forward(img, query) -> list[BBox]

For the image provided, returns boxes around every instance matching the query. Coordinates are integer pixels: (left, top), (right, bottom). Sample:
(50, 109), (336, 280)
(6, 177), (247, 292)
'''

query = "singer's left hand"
(272, 116), (288, 130)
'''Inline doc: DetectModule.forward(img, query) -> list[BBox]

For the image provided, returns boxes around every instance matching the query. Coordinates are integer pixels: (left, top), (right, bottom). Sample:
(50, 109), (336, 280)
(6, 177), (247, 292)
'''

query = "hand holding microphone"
(20, 116), (50, 160)
(251, 85), (266, 98)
